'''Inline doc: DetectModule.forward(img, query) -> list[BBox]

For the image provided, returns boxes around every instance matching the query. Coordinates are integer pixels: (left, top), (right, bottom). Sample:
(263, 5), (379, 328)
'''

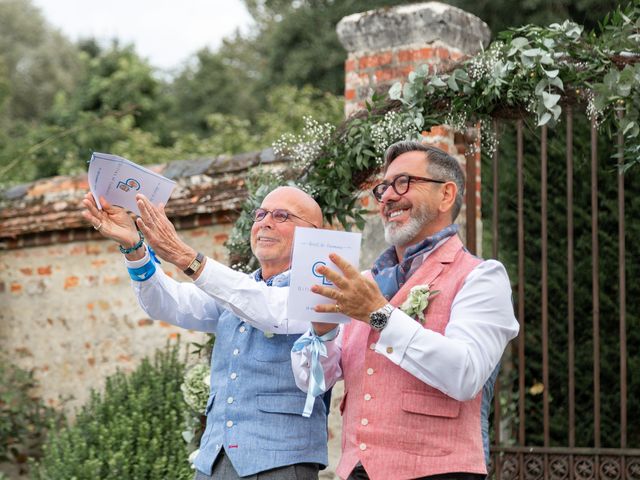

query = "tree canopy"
(0, 0), (626, 186)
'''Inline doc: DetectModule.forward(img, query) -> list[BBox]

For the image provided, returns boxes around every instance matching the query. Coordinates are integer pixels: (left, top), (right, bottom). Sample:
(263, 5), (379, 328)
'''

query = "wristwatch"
(183, 252), (204, 276)
(369, 303), (394, 331)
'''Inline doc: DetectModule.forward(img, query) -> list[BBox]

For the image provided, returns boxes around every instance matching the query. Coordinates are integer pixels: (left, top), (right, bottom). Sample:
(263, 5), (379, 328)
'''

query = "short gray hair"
(383, 140), (465, 221)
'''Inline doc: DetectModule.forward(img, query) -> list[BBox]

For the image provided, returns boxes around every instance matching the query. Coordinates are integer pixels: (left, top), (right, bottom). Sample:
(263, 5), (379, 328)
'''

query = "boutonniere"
(400, 284), (440, 324)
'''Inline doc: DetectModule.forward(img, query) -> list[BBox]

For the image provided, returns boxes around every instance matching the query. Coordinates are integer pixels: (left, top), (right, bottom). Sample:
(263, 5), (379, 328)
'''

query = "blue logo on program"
(311, 261), (333, 286)
(116, 178), (141, 192)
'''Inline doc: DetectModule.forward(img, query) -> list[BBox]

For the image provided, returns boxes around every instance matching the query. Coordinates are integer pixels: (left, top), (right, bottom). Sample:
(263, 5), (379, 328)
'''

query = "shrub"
(0, 358), (62, 475)
(34, 344), (192, 480)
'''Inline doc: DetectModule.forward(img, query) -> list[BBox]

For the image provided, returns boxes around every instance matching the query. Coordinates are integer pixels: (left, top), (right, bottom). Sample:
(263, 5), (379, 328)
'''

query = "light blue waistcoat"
(194, 271), (328, 477)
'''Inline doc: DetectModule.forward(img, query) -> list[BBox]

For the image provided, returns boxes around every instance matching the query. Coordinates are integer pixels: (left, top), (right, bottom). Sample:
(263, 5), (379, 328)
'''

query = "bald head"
(263, 186), (323, 229)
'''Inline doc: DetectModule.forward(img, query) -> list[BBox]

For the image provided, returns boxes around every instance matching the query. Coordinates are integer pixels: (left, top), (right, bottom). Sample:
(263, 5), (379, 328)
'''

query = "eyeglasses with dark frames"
(372, 174), (446, 202)
(252, 208), (318, 228)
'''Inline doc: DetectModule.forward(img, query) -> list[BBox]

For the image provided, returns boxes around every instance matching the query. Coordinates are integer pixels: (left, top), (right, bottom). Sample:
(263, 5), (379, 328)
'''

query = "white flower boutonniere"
(400, 284), (440, 324)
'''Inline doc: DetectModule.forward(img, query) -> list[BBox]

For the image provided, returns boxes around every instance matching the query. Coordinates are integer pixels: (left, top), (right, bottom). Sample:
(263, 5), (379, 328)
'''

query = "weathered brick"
(397, 47), (434, 63)
(428, 125), (452, 138)
(91, 259), (107, 268)
(85, 244), (101, 255)
(10, 282), (22, 293)
(138, 318), (153, 327)
(103, 275), (120, 285)
(436, 47), (452, 59)
(19, 267), (33, 275)
(358, 51), (392, 69)
(37, 265), (52, 275)
(345, 89), (356, 101)
(64, 276), (79, 289)
(158, 321), (171, 328)
(214, 233), (228, 244)
(345, 58), (356, 72)
(14, 347), (33, 357)
(87, 357), (96, 366)
(374, 66), (413, 83)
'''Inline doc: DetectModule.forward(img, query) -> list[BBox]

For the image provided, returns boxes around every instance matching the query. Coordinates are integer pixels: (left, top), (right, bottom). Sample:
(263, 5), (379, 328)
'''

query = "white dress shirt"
(292, 259), (519, 401)
(125, 247), (302, 334)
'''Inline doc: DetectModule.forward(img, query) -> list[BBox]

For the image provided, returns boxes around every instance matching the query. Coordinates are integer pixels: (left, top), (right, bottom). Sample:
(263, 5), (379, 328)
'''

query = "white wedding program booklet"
(289, 227), (362, 325)
(88, 152), (176, 216)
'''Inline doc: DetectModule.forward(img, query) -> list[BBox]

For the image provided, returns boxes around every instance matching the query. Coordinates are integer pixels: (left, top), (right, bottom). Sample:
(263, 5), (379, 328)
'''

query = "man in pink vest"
(292, 141), (520, 480)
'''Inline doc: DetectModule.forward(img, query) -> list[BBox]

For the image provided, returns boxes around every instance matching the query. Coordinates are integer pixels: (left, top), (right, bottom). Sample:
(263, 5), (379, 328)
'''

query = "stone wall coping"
(0, 148), (288, 243)
(337, 1), (490, 55)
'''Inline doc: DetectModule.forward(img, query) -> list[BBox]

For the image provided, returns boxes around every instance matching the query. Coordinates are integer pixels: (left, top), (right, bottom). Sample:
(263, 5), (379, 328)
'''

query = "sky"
(31, 0), (255, 72)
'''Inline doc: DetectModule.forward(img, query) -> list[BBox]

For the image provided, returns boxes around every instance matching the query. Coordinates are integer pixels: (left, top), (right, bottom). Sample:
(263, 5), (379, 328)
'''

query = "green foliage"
(243, 0), (419, 95)
(0, 0), (81, 122)
(33, 344), (192, 480)
(0, 359), (62, 473)
(483, 114), (640, 448)
(449, 0), (620, 36)
(390, 4), (640, 140)
(228, 5), (640, 268)
(166, 42), (262, 136)
(240, 0), (621, 99)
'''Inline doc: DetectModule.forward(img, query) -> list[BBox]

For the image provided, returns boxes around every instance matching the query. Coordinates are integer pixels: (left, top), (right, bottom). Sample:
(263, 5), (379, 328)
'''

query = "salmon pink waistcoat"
(336, 235), (485, 480)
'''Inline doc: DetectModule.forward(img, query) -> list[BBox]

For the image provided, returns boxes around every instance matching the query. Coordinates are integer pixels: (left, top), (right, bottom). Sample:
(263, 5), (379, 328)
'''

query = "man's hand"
(82, 193), (139, 248)
(135, 194), (197, 270)
(312, 253), (388, 324)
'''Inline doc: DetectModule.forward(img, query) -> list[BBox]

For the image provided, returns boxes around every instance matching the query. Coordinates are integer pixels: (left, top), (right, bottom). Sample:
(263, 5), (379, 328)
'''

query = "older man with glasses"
(82, 186), (328, 480)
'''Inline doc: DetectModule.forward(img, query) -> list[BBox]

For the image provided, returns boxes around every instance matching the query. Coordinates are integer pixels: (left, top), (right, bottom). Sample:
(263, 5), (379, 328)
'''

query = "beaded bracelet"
(119, 230), (144, 254)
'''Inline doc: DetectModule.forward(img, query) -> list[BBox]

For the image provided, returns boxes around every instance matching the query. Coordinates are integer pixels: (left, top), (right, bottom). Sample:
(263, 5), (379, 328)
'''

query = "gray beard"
(383, 204), (435, 247)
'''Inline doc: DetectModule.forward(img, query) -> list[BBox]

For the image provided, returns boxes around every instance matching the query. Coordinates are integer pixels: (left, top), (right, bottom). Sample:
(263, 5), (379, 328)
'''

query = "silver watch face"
(369, 311), (389, 330)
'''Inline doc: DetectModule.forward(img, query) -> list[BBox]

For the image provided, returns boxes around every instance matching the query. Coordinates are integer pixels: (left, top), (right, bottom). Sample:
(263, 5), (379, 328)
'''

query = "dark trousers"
(194, 449), (319, 480)
(347, 464), (485, 480)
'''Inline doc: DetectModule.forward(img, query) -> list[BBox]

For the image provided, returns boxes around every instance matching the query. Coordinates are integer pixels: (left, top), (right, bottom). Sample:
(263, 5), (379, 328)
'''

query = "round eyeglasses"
(372, 174), (446, 202)
(252, 208), (318, 228)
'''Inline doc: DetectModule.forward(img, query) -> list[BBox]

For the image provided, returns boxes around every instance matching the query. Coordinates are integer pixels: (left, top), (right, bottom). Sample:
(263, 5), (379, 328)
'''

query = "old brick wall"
(0, 225), (231, 412)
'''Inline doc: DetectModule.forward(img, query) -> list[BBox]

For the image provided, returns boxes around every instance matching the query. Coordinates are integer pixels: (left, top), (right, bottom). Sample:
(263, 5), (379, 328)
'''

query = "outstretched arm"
(133, 194), (308, 334)
(81, 192), (220, 332)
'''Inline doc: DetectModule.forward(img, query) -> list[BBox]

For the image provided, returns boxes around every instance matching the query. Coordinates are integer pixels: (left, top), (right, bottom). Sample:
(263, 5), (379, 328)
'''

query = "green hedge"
(0, 358), (61, 475)
(34, 344), (192, 480)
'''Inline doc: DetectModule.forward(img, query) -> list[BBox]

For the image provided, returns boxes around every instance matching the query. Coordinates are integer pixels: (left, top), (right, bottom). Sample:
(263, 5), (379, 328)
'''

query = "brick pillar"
(337, 2), (490, 254)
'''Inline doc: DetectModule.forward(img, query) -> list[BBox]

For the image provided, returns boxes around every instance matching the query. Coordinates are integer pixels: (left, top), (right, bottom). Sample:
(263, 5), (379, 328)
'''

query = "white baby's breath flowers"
(371, 111), (416, 156)
(273, 116), (335, 171)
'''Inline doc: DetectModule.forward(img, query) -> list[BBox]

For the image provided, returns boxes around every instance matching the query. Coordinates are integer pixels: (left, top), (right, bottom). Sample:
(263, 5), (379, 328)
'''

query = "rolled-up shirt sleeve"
(375, 259), (519, 401)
